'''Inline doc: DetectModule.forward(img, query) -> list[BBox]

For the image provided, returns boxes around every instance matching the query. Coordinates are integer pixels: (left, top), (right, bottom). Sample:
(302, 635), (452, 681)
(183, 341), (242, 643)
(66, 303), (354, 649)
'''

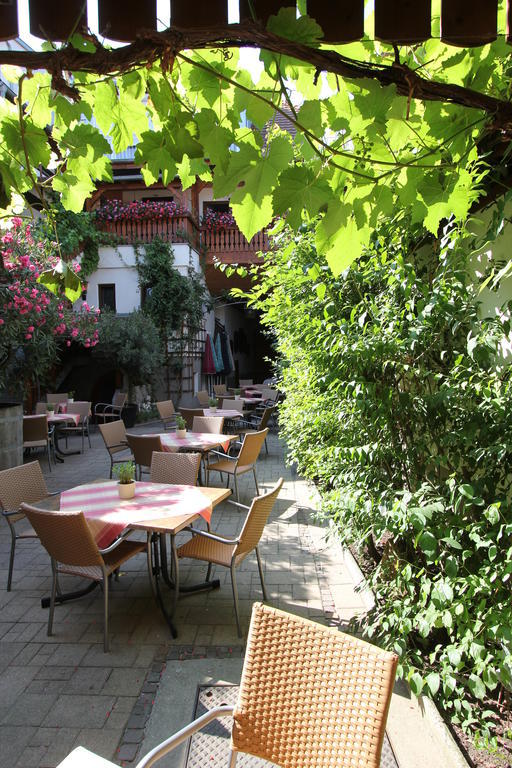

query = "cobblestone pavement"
(0, 422), (367, 767)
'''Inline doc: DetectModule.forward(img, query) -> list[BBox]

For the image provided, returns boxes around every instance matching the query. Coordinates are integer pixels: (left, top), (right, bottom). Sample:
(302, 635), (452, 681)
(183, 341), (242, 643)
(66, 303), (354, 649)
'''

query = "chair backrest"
(260, 387), (278, 402)
(69, 401), (91, 422)
(23, 415), (48, 442)
(150, 452), (201, 485)
(258, 406), (276, 430)
(239, 379), (253, 387)
(213, 383), (228, 396)
(21, 504), (103, 567)
(195, 390), (210, 406)
(35, 402), (47, 415)
(237, 429), (268, 467)
(220, 399), (244, 414)
(0, 461), (49, 513)
(113, 391), (127, 408)
(99, 420), (127, 456)
(232, 602), (398, 768)
(47, 393), (68, 404)
(157, 400), (175, 420)
(126, 434), (162, 469)
(192, 416), (224, 434)
(179, 408), (204, 430)
(235, 478), (283, 558)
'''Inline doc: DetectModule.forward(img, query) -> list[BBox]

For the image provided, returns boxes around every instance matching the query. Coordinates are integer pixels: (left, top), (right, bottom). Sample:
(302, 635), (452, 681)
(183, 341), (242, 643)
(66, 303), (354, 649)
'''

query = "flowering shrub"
(95, 199), (189, 222)
(201, 207), (237, 231)
(0, 218), (99, 396)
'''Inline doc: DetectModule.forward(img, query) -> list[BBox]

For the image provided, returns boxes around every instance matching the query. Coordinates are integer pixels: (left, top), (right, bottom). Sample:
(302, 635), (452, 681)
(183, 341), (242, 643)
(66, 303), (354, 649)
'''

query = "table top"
(59, 480), (231, 547)
(25, 413), (80, 426)
(141, 431), (238, 454)
(203, 408), (243, 418)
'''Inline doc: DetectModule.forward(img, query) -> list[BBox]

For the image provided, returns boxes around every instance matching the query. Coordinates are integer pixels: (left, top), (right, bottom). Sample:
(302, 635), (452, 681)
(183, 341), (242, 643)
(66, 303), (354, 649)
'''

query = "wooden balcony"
(96, 216), (268, 266)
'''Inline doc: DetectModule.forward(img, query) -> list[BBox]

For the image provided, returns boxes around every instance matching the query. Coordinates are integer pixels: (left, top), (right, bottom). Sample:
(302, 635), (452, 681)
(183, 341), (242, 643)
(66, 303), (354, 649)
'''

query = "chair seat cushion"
(177, 535), (238, 567)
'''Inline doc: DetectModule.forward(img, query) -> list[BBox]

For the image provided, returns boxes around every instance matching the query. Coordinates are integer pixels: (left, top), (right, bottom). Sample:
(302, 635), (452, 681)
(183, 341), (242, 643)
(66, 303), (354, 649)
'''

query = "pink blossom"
(0, 318), (4, 326)
(25, 333), (32, 339)
(27, 325), (34, 332)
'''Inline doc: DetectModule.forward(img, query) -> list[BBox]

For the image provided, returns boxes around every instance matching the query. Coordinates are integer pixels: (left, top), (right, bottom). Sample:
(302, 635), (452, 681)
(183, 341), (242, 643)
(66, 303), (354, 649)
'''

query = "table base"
(41, 580), (98, 608)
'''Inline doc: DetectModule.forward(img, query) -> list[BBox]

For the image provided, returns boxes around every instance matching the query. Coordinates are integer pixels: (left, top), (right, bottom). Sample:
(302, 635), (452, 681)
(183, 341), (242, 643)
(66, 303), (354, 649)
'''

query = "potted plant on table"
(114, 461), (136, 500)
(68, 391), (75, 404)
(46, 403), (55, 415)
(175, 415), (187, 438)
(209, 397), (218, 413)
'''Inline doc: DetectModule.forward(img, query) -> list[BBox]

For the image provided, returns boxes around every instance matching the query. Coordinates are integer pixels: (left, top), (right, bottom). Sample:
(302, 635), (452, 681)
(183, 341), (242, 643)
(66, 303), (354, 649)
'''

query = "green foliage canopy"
(1, 10), (510, 276)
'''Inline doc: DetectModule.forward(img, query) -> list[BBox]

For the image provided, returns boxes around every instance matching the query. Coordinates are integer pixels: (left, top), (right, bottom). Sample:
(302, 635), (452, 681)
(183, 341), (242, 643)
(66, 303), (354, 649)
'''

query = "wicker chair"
(59, 401), (92, 453)
(94, 391), (127, 425)
(156, 400), (176, 431)
(192, 416), (225, 434)
(213, 383), (228, 396)
(236, 406), (276, 454)
(98, 420), (134, 479)
(206, 429), (268, 503)
(23, 414), (53, 471)
(57, 602), (397, 768)
(178, 478), (283, 635)
(126, 434), (163, 479)
(35, 402), (48, 415)
(150, 452), (201, 486)
(219, 399), (244, 414)
(195, 390), (210, 407)
(20, 503), (146, 652)
(0, 461), (59, 591)
(178, 407), (204, 430)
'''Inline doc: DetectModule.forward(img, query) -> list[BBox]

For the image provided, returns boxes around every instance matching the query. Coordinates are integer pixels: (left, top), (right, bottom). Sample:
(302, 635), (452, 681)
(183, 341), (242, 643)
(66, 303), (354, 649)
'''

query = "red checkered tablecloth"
(60, 480), (212, 549)
(25, 413), (81, 426)
(151, 431), (234, 454)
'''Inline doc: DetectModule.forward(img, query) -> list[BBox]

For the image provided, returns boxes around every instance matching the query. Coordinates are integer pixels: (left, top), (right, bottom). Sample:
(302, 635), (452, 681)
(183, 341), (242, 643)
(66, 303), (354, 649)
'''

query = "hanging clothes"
(220, 331), (233, 375)
(214, 333), (224, 373)
(227, 336), (235, 372)
(202, 334), (216, 375)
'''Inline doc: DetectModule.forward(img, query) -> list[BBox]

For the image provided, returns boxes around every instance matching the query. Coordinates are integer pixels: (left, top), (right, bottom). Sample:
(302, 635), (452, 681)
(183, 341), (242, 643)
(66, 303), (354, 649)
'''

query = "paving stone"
(2, 692), (58, 726)
(0, 725), (36, 767)
(123, 728), (145, 743)
(67, 666), (112, 694)
(43, 694), (117, 729)
(73, 727), (124, 761)
(14, 745), (48, 767)
(101, 667), (146, 697)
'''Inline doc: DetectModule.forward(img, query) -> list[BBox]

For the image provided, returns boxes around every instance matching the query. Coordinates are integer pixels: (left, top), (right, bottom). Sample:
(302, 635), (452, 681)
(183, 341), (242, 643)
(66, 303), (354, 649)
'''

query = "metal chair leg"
(6, 523), (16, 591)
(252, 467), (259, 496)
(206, 562), (213, 582)
(230, 565), (242, 638)
(146, 534), (157, 598)
(255, 547), (268, 601)
(234, 473), (239, 503)
(48, 562), (57, 636)
(47, 442), (52, 472)
(229, 750), (238, 768)
(103, 571), (110, 653)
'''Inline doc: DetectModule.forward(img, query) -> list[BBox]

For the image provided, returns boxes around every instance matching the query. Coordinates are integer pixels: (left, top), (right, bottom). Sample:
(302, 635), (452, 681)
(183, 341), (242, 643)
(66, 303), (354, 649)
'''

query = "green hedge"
(245, 221), (512, 743)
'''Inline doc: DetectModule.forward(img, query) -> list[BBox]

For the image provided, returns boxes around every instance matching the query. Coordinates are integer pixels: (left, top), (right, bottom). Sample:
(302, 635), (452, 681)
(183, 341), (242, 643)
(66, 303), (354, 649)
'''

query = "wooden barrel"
(29, 0), (87, 40)
(172, 0), (228, 26)
(98, 0), (157, 41)
(0, 403), (23, 471)
(239, 0), (289, 24)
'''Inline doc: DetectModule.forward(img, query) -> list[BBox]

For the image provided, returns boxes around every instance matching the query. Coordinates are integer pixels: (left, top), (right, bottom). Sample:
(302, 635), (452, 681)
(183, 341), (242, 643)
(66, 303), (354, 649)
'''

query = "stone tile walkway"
(0, 422), (368, 767)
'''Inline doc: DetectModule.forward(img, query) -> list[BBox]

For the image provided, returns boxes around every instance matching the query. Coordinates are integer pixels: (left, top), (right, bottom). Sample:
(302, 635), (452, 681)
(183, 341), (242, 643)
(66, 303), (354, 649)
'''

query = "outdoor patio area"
(0, 424), (467, 768)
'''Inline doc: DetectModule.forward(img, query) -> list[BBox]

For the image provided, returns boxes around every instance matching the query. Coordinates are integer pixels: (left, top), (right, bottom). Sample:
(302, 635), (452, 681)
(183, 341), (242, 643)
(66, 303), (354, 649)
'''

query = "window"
(141, 195), (174, 203)
(203, 201), (230, 215)
(98, 284), (116, 312)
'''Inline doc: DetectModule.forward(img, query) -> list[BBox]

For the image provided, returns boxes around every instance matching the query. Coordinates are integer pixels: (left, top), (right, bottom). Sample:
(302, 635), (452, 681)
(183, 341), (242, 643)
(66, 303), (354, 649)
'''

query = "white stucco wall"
(85, 243), (204, 312)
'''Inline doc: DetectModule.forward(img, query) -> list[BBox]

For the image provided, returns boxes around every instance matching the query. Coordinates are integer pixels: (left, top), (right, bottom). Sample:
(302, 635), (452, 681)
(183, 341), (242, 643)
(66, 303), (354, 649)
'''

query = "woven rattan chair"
(156, 400), (176, 431)
(0, 461), (59, 591)
(150, 452), (201, 486)
(178, 478), (283, 635)
(213, 383), (228, 396)
(236, 406), (276, 454)
(23, 414), (53, 471)
(206, 429), (268, 504)
(178, 407), (204, 430)
(195, 390), (210, 407)
(59, 401), (92, 453)
(219, 398), (244, 414)
(20, 503), (146, 652)
(192, 416), (225, 434)
(94, 391), (127, 425)
(35, 401), (48, 415)
(98, 420), (134, 479)
(47, 392), (68, 405)
(126, 434), (162, 479)
(57, 602), (397, 767)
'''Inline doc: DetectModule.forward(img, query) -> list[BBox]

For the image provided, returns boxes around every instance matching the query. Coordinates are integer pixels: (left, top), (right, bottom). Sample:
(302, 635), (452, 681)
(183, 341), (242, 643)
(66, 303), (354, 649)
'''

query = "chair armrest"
(94, 402), (110, 414)
(135, 706), (234, 768)
(109, 441), (128, 450)
(98, 528), (137, 555)
(206, 449), (232, 461)
(48, 491), (60, 497)
(186, 526), (240, 546)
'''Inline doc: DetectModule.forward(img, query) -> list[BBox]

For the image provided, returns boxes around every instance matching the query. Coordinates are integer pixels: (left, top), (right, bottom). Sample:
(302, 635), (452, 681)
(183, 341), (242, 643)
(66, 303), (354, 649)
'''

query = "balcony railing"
(96, 215), (268, 263)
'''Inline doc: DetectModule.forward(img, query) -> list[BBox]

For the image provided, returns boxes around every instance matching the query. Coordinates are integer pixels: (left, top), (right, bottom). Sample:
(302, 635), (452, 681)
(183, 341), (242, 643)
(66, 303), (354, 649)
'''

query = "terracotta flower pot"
(118, 481), (136, 500)
(171, 0), (228, 28)
(306, 0), (364, 44)
(0, 0), (18, 42)
(98, 0), (157, 42)
(29, 0), (87, 40)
